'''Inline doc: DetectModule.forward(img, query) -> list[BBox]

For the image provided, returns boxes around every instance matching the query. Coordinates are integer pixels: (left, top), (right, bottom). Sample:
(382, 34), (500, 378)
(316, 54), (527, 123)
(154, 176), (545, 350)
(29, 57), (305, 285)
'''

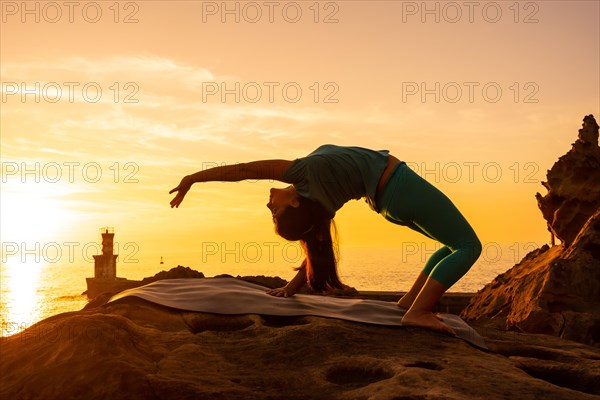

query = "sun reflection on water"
(1, 258), (44, 336)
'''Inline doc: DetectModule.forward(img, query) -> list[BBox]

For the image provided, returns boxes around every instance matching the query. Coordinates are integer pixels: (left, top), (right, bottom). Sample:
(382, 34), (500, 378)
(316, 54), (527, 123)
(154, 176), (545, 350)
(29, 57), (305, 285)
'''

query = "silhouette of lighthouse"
(92, 227), (118, 279)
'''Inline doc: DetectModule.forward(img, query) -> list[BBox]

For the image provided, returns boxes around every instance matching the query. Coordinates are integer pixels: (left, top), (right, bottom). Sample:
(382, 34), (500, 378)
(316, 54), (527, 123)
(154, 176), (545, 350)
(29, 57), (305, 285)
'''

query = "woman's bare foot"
(401, 311), (456, 336)
(398, 297), (444, 322)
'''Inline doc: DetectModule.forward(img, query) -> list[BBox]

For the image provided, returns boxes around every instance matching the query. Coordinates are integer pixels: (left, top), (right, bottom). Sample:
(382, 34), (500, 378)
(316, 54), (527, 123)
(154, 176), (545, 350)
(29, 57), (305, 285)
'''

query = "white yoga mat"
(109, 278), (487, 349)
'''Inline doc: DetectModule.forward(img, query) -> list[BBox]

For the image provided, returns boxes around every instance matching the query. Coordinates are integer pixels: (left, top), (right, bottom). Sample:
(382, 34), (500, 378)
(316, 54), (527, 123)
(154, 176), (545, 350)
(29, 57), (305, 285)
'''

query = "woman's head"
(266, 186), (300, 224)
(267, 186), (342, 292)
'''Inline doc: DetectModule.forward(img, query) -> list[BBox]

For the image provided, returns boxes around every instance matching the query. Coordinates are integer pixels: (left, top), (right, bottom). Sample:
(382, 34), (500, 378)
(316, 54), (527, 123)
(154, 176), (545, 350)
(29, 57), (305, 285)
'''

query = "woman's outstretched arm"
(188, 160), (292, 183)
(169, 159), (292, 208)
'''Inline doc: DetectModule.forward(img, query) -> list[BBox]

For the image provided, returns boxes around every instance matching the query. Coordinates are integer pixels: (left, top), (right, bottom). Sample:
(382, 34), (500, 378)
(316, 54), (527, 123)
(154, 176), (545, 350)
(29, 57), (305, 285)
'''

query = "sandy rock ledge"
(1, 296), (598, 400)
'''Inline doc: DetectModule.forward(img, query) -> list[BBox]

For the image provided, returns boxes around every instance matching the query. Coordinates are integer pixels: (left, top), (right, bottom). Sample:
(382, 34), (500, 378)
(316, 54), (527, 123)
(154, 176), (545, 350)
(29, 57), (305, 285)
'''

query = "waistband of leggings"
(374, 161), (406, 212)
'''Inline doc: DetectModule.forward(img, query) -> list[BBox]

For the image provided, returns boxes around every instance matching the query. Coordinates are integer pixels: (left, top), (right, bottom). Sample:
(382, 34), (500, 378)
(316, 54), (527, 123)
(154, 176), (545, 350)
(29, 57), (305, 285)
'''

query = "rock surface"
(536, 114), (600, 246)
(87, 266), (360, 300)
(462, 115), (600, 345)
(85, 265), (205, 299)
(1, 295), (598, 400)
(141, 265), (206, 284)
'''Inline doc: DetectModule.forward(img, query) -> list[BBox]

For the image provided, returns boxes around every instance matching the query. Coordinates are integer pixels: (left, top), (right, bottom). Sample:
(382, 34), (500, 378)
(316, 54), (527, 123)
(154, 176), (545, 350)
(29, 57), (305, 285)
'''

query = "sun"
(1, 180), (78, 245)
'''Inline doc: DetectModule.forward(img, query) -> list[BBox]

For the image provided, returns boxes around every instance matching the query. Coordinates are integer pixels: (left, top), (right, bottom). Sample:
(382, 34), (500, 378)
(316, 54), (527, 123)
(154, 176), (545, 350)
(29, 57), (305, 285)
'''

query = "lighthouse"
(86, 227), (139, 298)
(92, 227), (118, 279)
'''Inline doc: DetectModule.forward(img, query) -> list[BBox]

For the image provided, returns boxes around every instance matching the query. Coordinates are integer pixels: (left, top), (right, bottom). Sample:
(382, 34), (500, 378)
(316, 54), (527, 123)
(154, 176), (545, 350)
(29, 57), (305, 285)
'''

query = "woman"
(169, 144), (482, 335)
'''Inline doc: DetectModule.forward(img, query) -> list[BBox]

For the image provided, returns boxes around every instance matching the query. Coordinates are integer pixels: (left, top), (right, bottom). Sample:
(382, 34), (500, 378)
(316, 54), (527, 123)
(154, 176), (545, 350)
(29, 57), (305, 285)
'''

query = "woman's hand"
(169, 175), (194, 208)
(266, 262), (307, 298)
(266, 286), (295, 298)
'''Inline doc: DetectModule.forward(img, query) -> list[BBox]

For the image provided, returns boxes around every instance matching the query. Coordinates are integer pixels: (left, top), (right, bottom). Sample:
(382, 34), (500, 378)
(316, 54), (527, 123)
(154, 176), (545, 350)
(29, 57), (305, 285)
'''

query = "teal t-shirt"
(281, 144), (390, 215)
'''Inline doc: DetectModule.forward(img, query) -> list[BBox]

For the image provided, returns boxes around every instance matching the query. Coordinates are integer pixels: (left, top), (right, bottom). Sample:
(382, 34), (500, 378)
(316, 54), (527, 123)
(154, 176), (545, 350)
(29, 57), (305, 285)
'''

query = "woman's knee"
(467, 235), (482, 263)
(451, 233), (482, 267)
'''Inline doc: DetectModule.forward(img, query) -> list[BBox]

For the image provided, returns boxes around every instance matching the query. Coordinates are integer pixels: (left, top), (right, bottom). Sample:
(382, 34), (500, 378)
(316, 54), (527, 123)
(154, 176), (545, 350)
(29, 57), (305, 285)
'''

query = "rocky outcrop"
(462, 115), (600, 345)
(87, 266), (360, 302)
(84, 265), (205, 299)
(1, 297), (598, 399)
(536, 114), (600, 245)
(140, 265), (205, 284)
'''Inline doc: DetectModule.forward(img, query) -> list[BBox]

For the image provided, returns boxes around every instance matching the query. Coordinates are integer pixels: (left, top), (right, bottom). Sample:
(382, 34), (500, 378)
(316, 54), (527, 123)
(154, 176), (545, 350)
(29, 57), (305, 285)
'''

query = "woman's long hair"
(275, 196), (342, 292)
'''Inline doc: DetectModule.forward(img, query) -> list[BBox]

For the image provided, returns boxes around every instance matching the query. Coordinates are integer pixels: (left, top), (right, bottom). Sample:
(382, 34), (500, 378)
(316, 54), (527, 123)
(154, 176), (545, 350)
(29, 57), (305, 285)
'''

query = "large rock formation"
(1, 295), (598, 399)
(536, 114), (600, 245)
(462, 115), (600, 345)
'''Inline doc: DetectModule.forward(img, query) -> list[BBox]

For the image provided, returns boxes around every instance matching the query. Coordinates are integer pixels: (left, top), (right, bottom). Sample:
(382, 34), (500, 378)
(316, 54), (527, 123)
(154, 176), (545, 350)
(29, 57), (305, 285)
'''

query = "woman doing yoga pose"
(170, 144), (482, 335)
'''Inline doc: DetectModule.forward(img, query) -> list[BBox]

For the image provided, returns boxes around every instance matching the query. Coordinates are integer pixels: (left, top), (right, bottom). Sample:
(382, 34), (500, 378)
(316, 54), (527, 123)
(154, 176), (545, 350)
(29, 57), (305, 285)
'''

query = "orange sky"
(1, 1), (599, 270)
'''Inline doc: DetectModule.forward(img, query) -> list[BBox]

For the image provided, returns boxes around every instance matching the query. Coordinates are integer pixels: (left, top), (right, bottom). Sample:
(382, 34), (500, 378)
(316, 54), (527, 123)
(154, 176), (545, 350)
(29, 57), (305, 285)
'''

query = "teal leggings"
(376, 163), (482, 289)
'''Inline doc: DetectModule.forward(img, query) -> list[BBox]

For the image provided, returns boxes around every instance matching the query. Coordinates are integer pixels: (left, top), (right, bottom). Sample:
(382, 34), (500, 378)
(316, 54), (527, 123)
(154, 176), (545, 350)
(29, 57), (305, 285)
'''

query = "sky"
(1, 0), (599, 272)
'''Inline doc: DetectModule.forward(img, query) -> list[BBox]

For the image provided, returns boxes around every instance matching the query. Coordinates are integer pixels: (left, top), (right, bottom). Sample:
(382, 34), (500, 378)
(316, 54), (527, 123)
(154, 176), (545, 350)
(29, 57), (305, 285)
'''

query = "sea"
(0, 244), (529, 337)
